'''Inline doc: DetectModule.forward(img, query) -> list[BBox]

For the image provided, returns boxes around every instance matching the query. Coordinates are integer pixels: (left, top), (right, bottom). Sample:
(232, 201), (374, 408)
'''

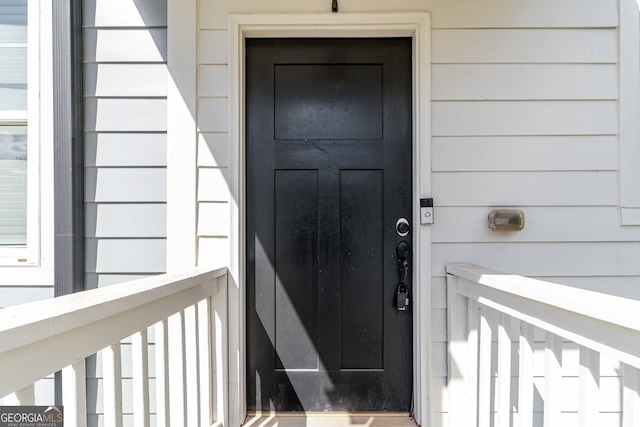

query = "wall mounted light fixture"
(488, 209), (525, 232)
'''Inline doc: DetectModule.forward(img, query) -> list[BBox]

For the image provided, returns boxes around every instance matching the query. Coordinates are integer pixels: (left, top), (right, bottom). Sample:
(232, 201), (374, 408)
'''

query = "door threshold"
(243, 412), (417, 427)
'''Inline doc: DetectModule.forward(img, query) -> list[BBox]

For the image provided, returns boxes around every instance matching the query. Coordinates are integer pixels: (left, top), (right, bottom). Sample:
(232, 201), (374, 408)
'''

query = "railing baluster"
(623, 364), (640, 427)
(544, 332), (562, 426)
(517, 322), (534, 427)
(132, 330), (150, 427)
(579, 346), (600, 427)
(212, 275), (228, 427)
(185, 305), (200, 427)
(496, 313), (512, 427)
(468, 300), (480, 427)
(4, 384), (35, 405)
(478, 306), (494, 427)
(62, 360), (87, 427)
(447, 274), (476, 427)
(198, 298), (213, 425)
(103, 343), (124, 427)
(169, 310), (187, 426)
(155, 319), (170, 427)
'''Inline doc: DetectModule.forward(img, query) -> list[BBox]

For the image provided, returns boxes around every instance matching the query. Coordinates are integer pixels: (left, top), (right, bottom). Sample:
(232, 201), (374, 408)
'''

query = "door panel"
(274, 64), (383, 140)
(247, 38), (412, 412)
(340, 170), (384, 370)
(275, 170), (319, 370)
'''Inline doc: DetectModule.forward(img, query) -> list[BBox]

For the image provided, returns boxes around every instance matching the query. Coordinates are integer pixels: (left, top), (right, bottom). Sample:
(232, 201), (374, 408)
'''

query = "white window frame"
(0, 0), (54, 286)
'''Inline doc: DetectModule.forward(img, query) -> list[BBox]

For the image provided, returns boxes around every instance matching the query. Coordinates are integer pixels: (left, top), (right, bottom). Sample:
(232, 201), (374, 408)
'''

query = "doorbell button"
(420, 198), (434, 225)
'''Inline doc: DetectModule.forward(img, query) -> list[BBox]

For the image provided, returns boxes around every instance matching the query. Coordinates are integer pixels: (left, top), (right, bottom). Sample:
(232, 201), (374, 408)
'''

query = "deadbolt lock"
(396, 218), (410, 236)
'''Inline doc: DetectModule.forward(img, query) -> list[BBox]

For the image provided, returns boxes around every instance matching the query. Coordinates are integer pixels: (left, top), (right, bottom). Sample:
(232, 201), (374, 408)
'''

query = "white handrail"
(447, 264), (640, 427)
(447, 264), (640, 335)
(447, 263), (640, 369)
(0, 265), (227, 399)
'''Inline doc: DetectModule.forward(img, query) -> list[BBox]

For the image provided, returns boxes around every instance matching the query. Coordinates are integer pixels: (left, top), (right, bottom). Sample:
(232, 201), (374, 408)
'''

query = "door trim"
(228, 13), (432, 427)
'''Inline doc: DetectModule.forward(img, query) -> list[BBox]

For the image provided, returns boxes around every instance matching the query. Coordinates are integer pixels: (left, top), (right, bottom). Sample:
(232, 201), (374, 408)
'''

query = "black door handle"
(396, 240), (410, 261)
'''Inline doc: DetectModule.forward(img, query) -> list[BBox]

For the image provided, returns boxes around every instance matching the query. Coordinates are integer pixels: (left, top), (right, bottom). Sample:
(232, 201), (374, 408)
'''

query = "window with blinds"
(0, 0), (27, 247)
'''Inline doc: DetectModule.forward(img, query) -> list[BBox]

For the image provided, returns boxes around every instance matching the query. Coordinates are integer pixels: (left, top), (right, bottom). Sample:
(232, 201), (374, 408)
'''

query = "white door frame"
(227, 13), (433, 426)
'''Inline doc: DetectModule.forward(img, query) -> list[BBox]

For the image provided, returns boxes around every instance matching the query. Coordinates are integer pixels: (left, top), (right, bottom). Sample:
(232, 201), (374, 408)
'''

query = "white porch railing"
(0, 266), (228, 427)
(447, 264), (640, 427)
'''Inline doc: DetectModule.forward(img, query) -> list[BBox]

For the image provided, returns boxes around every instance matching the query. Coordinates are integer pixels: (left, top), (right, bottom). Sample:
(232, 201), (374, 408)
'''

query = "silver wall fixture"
(488, 209), (525, 232)
(420, 198), (434, 225)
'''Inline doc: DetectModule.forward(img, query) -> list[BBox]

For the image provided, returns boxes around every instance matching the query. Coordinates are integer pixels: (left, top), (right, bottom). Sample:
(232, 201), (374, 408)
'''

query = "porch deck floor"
(242, 413), (417, 427)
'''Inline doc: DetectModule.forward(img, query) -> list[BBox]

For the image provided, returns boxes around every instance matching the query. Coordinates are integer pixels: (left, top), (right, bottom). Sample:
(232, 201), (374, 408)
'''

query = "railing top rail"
(447, 263), (640, 369)
(0, 266), (227, 348)
(0, 265), (228, 397)
(447, 263), (640, 332)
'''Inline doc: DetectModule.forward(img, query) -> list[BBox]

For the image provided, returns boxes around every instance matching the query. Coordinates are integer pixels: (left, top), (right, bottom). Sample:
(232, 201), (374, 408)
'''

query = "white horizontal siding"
(197, 30), (228, 63)
(86, 168), (166, 202)
(85, 99), (167, 132)
(197, 237), (229, 267)
(198, 133), (229, 167)
(0, 286), (53, 308)
(197, 65), (228, 97)
(86, 204), (166, 238)
(85, 274), (154, 290)
(433, 136), (618, 172)
(85, 0), (167, 27)
(197, 202), (229, 237)
(196, 24), (230, 270)
(433, 207), (640, 243)
(85, 239), (166, 273)
(197, 98), (229, 132)
(432, 277), (447, 309)
(85, 64), (167, 97)
(85, 133), (167, 167)
(432, 64), (618, 101)
(84, 29), (167, 62)
(432, 101), (617, 136)
(197, 168), (230, 202)
(197, 231), (230, 265)
(432, 29), (617, 64)
(198, 0), (618, 30)
(432, 171), (618, 206)
(433, 242), (640, 277)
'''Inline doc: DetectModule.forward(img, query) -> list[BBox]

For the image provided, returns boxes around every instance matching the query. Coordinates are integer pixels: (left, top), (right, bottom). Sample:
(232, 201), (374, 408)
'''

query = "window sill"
(0, 248), (38, 267)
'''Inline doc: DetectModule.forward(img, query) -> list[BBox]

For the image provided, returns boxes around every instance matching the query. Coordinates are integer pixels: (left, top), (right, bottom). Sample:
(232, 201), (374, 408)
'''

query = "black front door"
(246, 38), (413, 412)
